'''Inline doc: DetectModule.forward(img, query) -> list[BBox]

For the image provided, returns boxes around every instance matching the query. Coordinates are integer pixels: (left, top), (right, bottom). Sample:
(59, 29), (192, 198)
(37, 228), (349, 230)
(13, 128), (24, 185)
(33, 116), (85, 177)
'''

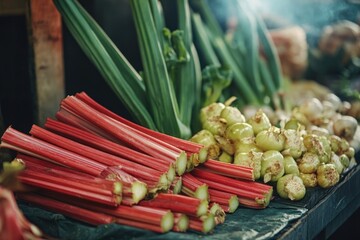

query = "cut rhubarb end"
(132, 181), (148, 203)
(190, 153), (200, 167)
(114, 195), (122, 205)
(264, 187), (273, 206)
(166, 165), (176, 182)
(161, 211), (175, 233)
(263, 173), (272, 183)
(171, 177), (183, 194)
(113, 182), (123, 196)
(189, 214), (216, 234)
(173, 213), (189, 232)
(202, 214), (216, 233)
(198, 147), (208, 163)
(186, 157), (195, 173)
(175, 152), (187, 176)
(229, 195), (240, 213)
(159, 173), (170, 188)
(209, 203), (226, 224)
(255, 196), (268, 207)
(197, 200), (209, 217)
(238, 197), (267, 209)
(194, 185), (209, 201)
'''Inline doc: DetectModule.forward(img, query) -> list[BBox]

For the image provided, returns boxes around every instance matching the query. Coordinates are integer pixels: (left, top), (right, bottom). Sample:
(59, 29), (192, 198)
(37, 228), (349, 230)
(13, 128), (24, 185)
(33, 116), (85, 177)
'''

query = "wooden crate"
(0, 0), (65, 126)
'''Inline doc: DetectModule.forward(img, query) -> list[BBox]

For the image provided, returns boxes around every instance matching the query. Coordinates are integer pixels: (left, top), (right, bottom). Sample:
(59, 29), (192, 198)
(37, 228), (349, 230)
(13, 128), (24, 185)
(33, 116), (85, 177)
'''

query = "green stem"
(175, 0), (196, 127)
(53, 0), (156, 129)
(130, 0), (190, 138)
(243, 0), (283, 90)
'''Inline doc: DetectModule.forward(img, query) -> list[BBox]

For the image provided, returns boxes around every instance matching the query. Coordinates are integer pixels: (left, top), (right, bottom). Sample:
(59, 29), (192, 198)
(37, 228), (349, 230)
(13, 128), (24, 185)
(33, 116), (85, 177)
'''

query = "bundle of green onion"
(53, 0), (284, 138)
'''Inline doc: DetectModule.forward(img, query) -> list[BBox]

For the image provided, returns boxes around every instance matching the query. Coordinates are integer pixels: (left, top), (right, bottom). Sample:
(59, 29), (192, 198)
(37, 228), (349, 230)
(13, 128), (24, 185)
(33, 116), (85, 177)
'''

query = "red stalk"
(100, 166), (147, 203)
(60, 96), (188, 176)
(192, 168), (272, 194)
(56, 108), (121, 143)
(192, 169), (273, 208)
(1, 127), (106, 176)
(20, 169), (115, 197)
(30, 124), (167, 183)
(182, 173), (206, 192)
(188, 214), (216, 234)
(217, 204), (232, 213)
(192, 173), (271, 208)
(17, 154), (122, 195)
(139, 193), (208, 217)
(69, 198), (171, 225)
(44, 119), (171, 173)
(61, 96), (182, 160)
(181, 173), (209, 201)
(75, 92), (204, 153)
(202, 159), (254, 180)
(172, 213), (189, 232)
(115, 218), (164, 233)
(208, 189), (239, 213)
(50, 193), (174, 233)
(121, 197), (137, 206)
(208, 189), (237, 206)
(17, 193), (114, 225)
(18, 175), (120, 206)
(238, 197), (267, 209)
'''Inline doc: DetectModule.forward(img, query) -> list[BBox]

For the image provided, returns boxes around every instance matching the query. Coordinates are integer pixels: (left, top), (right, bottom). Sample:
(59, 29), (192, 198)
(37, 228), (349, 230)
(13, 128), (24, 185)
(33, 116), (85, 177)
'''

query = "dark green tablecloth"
(20, 201), (307, 240)
(20, 166), (359, 240)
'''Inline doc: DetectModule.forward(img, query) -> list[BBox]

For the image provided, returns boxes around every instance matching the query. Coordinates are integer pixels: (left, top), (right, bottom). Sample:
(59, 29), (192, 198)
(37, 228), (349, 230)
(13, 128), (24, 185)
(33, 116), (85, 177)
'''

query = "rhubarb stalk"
(188, 214), (216, 234)
(181, 173), (209, 201)
(202, 159), (254, 181)
(60, 96), (188, 176)
(75, 92), (207, 158)
(17, 193), (114, 225)
(208, 189), (239, 213)
(30, 124), (169, 187)
(139, 193), (208, 217)
(44, 118), (175, 182)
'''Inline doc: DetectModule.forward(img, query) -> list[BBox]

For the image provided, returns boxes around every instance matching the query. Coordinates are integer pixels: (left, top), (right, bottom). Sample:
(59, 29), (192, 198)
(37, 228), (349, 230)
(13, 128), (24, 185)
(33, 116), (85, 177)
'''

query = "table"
(279, 164), (360, 240)
(20, 164), (360, 240)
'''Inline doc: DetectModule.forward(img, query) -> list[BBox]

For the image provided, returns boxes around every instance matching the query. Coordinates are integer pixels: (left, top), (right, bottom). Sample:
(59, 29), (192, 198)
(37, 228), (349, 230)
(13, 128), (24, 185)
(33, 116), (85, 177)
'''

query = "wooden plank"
(306, 166), (360, 239)
(279, 165), (360, 240)
(0, 0), (26, 16)
(322, 192), (360, 238)
(26, 0), (65, 126)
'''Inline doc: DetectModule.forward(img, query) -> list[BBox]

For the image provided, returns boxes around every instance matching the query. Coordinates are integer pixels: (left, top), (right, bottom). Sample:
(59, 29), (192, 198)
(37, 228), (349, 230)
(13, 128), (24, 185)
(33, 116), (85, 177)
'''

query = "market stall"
(1, 0), (359, 239)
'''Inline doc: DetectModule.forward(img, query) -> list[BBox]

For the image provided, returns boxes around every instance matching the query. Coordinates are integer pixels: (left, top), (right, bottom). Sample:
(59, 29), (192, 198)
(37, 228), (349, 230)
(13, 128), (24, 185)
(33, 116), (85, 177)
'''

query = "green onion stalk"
(232, 0), (263, 98)
(190, 0), (260, 105)
(130, 0), (190, 138)
(53, 0), (156, 130)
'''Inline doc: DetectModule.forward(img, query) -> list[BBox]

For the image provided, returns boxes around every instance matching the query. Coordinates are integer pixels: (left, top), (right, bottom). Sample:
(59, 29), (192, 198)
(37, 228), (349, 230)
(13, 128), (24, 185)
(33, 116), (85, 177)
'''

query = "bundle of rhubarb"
(190, 93), (358, 201)
(0, 92), (273, 234)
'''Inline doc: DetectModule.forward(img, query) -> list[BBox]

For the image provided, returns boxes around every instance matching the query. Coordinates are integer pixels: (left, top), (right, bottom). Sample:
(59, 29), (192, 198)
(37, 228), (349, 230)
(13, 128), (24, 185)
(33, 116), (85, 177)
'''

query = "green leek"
(53, 0), (156, 129)
(130, 0), (190, 138)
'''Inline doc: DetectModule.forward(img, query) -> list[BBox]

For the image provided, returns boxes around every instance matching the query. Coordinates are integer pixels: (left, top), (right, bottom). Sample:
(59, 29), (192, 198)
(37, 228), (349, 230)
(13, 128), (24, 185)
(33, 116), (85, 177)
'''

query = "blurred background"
(0, 0), (359, 238)
(1, 0), (360, 133)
